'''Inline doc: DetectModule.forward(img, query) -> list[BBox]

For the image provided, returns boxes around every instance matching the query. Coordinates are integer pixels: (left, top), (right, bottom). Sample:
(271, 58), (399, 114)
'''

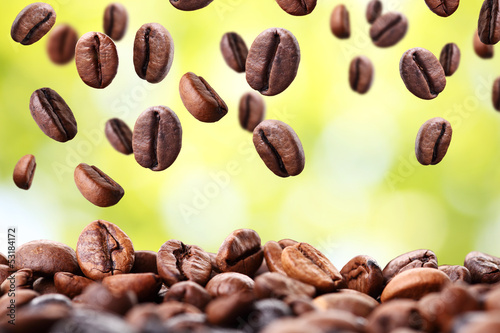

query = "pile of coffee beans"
(1, 223), (500, 332)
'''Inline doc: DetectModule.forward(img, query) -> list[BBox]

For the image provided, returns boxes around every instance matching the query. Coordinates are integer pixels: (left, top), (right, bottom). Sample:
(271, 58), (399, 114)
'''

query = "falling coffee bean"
(330, 4), (350, 39)
(253, 119), (305, 177)
(220, 32), (248, 73)
(103, 3), (128, 41)
(492, 77), (500, 111)
(349, 56), (374, 94)
(474, 29), (494, 58)
(275, 0), (316, 16)
(105, 118), (133, 155)
(132, 106), (182, 171)
(478, 0), (500, 44)
(366, 0), (382, 24)
(169, 0), (213, 11)
(425, 0), (459, 17)
(13, 154), (36, 190)
(75, 32), (118, 89)
(74, 163), (124, 207)
(29, 87), (78, 142)
(246, 28), (301, 96)
(415, 117), (452, 166)
(400, 47), (446, 100)
(11, 3), (56, 45)
(239, 92), (265, 132)
(439, 43), (460, 76)
(47, 24), (78, 65)
(370, 12), (408, 47)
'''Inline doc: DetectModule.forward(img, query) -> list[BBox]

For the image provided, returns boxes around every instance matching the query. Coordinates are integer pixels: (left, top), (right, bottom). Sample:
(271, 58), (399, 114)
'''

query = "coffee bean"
(452, 313), (500, 333)
(102, 273), (162, 302)
(349, 56), (374, 94)
(464, 251), (500, 283)
(400, 48), (446, 100)
(132, 106), (182, 171)
(478, 0), (500, 44)
(366, 299), (428, 333)
(275, 0), (316, 16)
(340, 255), (384, 299)
(313, 290), (379, 317)
(76, 220), (135, 280)
(170, 0), (213, 11)
(157, 301), (203, 321)
(33, 277), (58, 294)
(261, 318), (323, 333)
(299, 309), (367, 332)
(473, 29), (494, 58)
(439, 43), (460, 76)
(105, 118), (133, 155)
(16, 302), (72, 332)
(163, 281), (212, 310)
(0, 289), (38, 319)
(253, 119), (305, 177)
(103, 3), (128, 41)
(438, 265), (471, 283)
(75, 32), (118, 89)
(415, 117), (452, 166)
(278, 239), (298, 248)
(206, 291), (255, 327)
(281, 242), (344, 293)
(179, 72), (228, 122)
(246, 28), (300, 96)
(239, 92), (266, 132)
(370, 12), (408, 47)
(11, 3), (56, 45)
(383, 249), (438, 283)
(13, 154), (36, 190)
(220, 32), (248, 73)
(54, 272), (93, 299)
(330, 4), (350, 39)
(47, 24), (78, 65)
(425, 0), (459, 17)
(493, 77), (500, 111)
(241, 299), (292, 332)
(124, 303), (163, 330)
(74, 163), (124, 207)
(263, 241), (286, 275)
(205, 272), (254, 297)
(29, 87), (78, 142)
(366, 0), (382, 24)
(74, 283), (136, 315)
(131, 250), (158, 274)
(134, 23), (174, 84)
(0, 268), (33, 295)
(157, 239), (212, 286)
(254, 272), (316, 300)
(50, 308), (136, 333)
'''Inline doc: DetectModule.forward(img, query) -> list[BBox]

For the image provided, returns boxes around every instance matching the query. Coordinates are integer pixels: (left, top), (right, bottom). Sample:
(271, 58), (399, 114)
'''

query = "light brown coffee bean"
(13, 154), (36, 190)
(313, 290), (379, 317)
(74, 163), (124, 207)
(239, 91), (265, 132)
(205, 272), (254, 297)
(330, 4), (350, 39)
(263, 241), (286, 275)
(163, 281), (212, 310)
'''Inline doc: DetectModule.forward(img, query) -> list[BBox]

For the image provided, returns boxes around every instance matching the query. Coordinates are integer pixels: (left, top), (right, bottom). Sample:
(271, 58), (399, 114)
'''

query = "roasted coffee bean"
(281, 242), (344, 293)
(29, 87), (78, 142)
(169, 0), (213, 11)
(103, 3), (128, 41)
(366, 0), (382, 24)
(124, 303), (163, 330)
(0, 268), (33, 295)
(313, 290), (378, 317)
(473, 29), (494, 58)
(438, 265), (471, 283)
(370, 12), (408, 47)
(179, 72), (228, 122)
(11, 3), (56, 45)
(439, 43), (460, 76)
(102, 273), (162, 302)
(13, 154), (36, 190)
(253, 119), (305, 177)
(349, 56), (374, 94)
(366, 299), (428, 333)
(47, 24), (78, 65)
(163, 281), (212, 310)
(205, 272), (254, 297)
(76, 220), (135, 280)
(284, 295), (318, 316)
(330, 4), (350, 39)
(157, 239), (212, 286)
(246, 28), (300, 96)
(75, 32), (118, 89)
(241, 299), (292, 332)
(132, 106), (182, 171)
(54, 272), (93, 298)
(493, 77), (500, 111)
(105, 118), (133, 155)
(74, 283), (136, 315)
(254, 272), (316, 299)
(464, 251), (500, 283)
(134, 23), (174, 83)
(157, 301), (203, 322)
(415, 117), (452, 166)
(383, 249), (438, 283)
(206, 291), (255, 327)
(275, 0), (316, 16)
(278, 239), (298, 248)
(425, 0), (459, 17)
(131, 250), (158, 274)
(300, 309), (367, 332)
(263, 241), (286, 275)
(16, 302), (72, 333)
(74, 163), (124, 207)
(50, 308), (136, 333)
(340, 255), (384, 299)
(400, 48), (446, 100)
(239, 92), (265, 132)
(220, 32), (248, 73)
(216, 229), (263, 276)
(478, 0), (500, 44)
(164, 313), (208, 332)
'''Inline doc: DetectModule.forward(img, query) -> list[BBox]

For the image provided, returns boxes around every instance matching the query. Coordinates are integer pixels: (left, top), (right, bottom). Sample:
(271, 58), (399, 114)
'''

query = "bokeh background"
(1, 0), (499, 268)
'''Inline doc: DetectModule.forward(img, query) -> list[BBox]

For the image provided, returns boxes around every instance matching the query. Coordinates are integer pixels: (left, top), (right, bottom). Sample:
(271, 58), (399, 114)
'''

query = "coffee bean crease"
(259, 129), (287, 175)
(372, 15), (402, 42)
(22, 12), (53, 45)
(40, 89), (68, 138)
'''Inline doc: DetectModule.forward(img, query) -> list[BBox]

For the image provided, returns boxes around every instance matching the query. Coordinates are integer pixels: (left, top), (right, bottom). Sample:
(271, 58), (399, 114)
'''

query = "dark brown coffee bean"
(349, 56), (374, 94)
(157, 239), (212, 286)
(284, 295), (318, 316)
(13, 154), (36, 190)
(131, 250), (158, 274)
(246, 28), (300, 96)
(74, 163), (124, 207)
(216, 229), (264, 277)
(366, 299), (429, 333)
(281, 242), (344, 293)
(47, 24), (78, 65)
(54, 272), (93, 298)
(300, 309), (367, 332)
(105, 118), (133, 155)
(11, 3), (56, 45)
(75, 32), (118, 89)
(493, 77), (500, 111)
(254, 272), (316, 300)
(263, 241), (286, 275)
(29, 87), (78, 142)
(313, 290), (378, 318)
(240, 299), (292, 332)
(464, 251), (500, 284)
(132, 106), (182, 171)
(439, 43), (461, 76)
(415, 117), (452, 166)
(33, 277), (57, 294)
(220, 32), (248, 73)
(134, 23), (174, 84)
(253, 119), (305, 177)
(205, 272), (254, 297)
(73, 284), (136, 315)
(400, 48), (446, 100)
(179, 72), (228, 122)
(438, 265), (471, 283)
(206, 291), (255, 327)
(275, 0), (316, 15)
(425, 0), (459, 17)
(474, 29), (494, 58)
(340, 255), (384, 299)
(370, 12), (408, 47)
(366, 0), (382, 24)
(102, 273), (162, 302)
(76, 220), (135, 280)
(103, 3), (128, 41)
(239, 91), (266, 132)
(163, 281), (212, 310)
(170, 0), (213, 11)
(330, 4), (350, 39)
(478, 0), (500, 44)
(383, 249), (438, 283)
(0, 268), (33, 295)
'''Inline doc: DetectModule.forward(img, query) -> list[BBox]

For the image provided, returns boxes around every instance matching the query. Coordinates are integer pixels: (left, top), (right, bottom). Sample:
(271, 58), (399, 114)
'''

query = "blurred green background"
(1, 0), (499, 268)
